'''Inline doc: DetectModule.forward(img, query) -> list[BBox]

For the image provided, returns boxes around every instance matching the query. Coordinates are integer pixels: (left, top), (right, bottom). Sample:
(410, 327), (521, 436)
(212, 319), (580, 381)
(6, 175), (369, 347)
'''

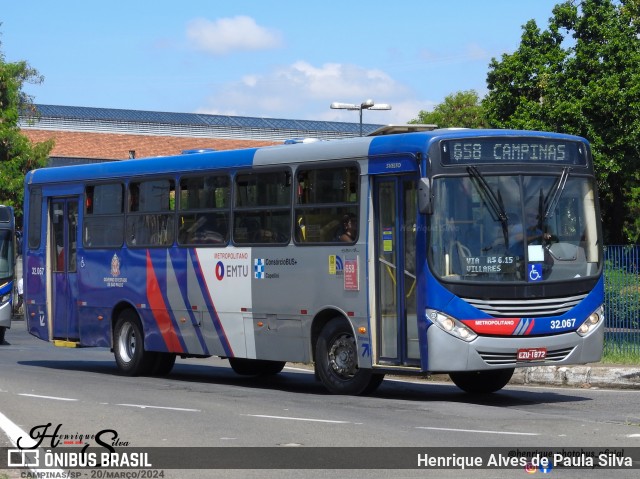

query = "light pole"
(330, 99), (392, 136)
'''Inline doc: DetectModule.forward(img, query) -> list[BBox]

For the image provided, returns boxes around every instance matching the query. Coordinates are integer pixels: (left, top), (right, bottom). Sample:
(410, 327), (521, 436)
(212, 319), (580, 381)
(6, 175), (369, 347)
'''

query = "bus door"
(374, 176), (419, 366)
(49, 198), (80, 342)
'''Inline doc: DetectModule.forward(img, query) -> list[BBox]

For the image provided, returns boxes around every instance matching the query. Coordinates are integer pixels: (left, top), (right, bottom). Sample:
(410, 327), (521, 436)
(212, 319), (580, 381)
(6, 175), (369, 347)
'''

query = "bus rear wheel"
(228, 358), (286, 376)
(315, 318), (384, 395)
(114, 310), (156, 376)
(449, 368), (514, 394)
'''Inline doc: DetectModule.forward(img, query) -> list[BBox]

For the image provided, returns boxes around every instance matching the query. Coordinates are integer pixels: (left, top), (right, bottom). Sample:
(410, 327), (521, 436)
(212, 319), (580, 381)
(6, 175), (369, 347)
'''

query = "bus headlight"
(0, 293), (10, 305)
(577, 306), (604, 337)
(426, 309), (477, 342)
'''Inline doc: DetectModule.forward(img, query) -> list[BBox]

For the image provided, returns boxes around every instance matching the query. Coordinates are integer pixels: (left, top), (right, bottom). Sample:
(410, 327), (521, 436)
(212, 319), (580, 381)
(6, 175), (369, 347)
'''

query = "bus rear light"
(426, 308), (477, 342)
(577, 306), (603, 337)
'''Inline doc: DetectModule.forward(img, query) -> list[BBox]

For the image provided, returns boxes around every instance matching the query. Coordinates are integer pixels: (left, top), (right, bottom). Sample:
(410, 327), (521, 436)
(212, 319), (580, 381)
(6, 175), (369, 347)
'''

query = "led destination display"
(440, 138), (587, 166)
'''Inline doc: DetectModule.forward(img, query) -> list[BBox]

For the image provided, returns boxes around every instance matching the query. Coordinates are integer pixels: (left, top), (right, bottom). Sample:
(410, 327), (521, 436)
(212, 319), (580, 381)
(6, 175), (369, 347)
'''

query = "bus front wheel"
(449, 368), (514, 394)
(315, 318), (384, 395)
(114, 310), (156, 376)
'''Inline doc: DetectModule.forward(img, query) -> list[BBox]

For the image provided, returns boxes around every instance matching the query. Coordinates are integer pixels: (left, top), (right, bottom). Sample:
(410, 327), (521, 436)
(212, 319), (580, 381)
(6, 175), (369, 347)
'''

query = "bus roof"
(25, 129), (589, 186)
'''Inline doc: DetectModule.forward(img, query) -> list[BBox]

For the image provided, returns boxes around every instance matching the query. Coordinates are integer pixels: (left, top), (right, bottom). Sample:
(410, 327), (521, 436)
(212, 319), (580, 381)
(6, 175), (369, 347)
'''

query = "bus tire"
(228, 358), (286, 376)
(449, 368), (515, 394)
(315, 317), (384, 395)
(114, 310), (156, 376)
(151, 353), (177, 376)
(0, 326), (5, 344)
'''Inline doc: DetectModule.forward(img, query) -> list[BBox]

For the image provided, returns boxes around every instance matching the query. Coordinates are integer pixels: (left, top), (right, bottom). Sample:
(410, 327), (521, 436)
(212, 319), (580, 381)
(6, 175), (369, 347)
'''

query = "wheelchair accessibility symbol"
(528, 263), (543, 282)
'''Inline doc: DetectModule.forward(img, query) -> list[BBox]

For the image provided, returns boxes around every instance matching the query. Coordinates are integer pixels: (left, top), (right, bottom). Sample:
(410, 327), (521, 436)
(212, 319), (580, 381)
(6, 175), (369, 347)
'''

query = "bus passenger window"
(28, 187), (42, 250)
(178, 175), (230, 246)
(233, 171), (291, 245)
(294, 165), (359, 244)
(84, 183), (124, 248)
(126, 179), (175, 247)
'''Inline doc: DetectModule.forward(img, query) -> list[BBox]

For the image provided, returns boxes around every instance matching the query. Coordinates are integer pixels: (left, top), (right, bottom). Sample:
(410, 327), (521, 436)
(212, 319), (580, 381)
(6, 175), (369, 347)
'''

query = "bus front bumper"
(426, 319), (604, 372)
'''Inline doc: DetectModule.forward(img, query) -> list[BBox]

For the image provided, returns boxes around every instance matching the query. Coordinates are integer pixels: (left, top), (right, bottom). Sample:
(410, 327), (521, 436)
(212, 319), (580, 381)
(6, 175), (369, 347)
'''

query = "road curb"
(511, 365), (640, 389)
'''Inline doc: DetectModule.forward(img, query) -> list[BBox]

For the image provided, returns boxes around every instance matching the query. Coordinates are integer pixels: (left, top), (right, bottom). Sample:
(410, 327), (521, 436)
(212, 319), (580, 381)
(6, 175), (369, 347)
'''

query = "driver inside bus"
(525, 209), (553, 244)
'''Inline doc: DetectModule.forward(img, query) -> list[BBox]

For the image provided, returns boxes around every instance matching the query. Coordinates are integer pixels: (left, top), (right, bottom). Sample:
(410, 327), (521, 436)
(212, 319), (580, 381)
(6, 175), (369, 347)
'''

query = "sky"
(1, 1), (562, 125)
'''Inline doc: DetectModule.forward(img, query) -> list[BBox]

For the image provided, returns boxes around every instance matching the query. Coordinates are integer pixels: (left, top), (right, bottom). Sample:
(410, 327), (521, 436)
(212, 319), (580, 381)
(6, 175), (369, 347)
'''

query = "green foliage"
(604, 265), (640, 329)
(601, 345), (640, 364)
(627, 184), (640, 244)
(0, 31), (53, 221)
(483, 0), (640, 244)
(410, 90), (489, 128)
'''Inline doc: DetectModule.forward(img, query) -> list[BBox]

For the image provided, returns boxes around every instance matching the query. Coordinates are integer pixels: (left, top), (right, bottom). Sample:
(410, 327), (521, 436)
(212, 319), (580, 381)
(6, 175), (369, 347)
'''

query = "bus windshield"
(429, 173), (601, 283)
(0, 229), (14, 280)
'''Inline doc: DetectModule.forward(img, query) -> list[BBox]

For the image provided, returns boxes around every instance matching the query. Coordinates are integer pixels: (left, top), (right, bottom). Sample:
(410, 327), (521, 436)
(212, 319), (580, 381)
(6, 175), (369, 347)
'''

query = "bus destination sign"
(440, 138), (587, 166)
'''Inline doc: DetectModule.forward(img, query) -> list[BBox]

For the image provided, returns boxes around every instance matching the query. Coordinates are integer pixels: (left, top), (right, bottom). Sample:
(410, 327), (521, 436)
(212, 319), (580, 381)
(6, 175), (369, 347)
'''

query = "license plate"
(517, 347), (547, 361)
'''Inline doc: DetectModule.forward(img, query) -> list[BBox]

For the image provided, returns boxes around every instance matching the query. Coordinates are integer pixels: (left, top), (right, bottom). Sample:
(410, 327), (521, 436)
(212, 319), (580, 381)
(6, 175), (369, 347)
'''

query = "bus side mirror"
(418, 178), (432, 215)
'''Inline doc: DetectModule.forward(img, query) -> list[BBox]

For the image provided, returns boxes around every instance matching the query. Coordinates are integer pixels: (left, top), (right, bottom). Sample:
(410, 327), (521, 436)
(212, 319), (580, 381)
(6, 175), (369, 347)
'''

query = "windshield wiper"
(467, 166), (510, 246)
(543, 167), (571, 220)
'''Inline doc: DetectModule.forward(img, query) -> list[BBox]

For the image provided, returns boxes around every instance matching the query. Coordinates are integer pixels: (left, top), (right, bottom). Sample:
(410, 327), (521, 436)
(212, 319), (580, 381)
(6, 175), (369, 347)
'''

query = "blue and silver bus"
(22, 128), (604, 394)
(0, 205), (16, 344)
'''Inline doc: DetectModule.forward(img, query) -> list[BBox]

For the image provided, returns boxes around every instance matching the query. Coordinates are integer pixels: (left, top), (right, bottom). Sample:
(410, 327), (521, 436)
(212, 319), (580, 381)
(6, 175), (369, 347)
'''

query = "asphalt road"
(1, 325), (639, 479)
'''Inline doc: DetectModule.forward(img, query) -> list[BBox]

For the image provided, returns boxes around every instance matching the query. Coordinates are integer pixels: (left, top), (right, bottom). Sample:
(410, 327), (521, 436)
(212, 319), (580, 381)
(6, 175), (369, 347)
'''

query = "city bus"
(22, 128), (604, 394)
(0, 204), (16, 344)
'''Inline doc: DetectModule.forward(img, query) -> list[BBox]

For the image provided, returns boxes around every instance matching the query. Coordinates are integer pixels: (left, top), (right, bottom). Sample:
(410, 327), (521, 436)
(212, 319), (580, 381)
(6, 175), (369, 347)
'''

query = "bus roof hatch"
(366, 124), (438, 136)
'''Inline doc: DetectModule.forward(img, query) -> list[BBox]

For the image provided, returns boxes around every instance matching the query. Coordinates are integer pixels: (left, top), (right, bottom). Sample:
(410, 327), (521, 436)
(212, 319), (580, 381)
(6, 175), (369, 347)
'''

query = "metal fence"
(603, 245), (640, 355)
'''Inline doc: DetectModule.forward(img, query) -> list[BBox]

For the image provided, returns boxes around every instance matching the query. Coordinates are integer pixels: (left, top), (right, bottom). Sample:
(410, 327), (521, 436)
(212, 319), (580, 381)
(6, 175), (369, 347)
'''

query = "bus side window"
(178, 175), (230, 246)
(233, 170), (291, 245)
(294, 165), (359, 244)
(28, 188), (43, 250)
(126, 179), (175, 247)
(84, 183), (124, 248)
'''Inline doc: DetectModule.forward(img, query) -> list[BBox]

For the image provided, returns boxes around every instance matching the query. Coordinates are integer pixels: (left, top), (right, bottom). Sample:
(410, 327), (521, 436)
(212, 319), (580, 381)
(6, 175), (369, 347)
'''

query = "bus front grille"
(478, 347), (575, 365)
(463, 294), (588, 318)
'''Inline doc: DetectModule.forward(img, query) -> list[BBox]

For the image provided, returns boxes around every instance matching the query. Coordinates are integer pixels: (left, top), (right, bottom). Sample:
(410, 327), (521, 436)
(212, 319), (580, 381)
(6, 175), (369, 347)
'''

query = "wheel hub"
(118, 322), (136, 363)
(328, 335), (357, 378)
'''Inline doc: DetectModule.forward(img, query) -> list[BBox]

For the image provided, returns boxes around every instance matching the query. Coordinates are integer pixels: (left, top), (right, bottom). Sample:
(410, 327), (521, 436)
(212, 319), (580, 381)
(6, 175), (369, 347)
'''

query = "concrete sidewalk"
(511, 363), (640, 389)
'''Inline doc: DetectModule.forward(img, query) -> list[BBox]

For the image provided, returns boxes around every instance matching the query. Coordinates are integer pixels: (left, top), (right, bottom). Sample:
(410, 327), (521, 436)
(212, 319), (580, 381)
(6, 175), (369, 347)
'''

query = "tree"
(0, 31), (53, 221)
(411, 90), (489, 128)
(483, 0), (640, 244)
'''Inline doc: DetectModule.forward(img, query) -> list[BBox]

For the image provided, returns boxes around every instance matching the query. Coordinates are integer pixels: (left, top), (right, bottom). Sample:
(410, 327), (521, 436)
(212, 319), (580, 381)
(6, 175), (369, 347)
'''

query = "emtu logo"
(216, 260), (250, 280)
(215, 261), (225, 280)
